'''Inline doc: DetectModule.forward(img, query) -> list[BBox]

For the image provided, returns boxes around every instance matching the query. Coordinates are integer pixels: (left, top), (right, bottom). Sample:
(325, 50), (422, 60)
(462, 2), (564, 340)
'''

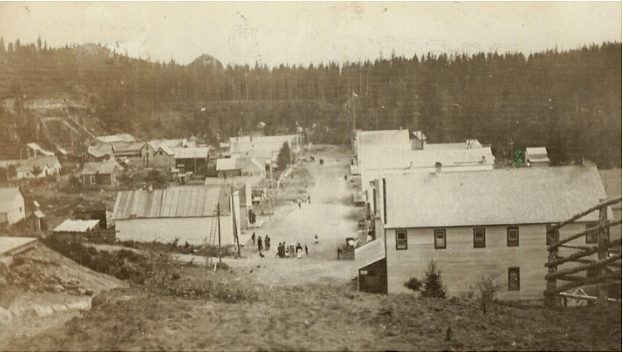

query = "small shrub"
(421, 260), (447, 299)
(404, 277), (422, 297)
(460, 284), (476, 300)
(475, 275), (502, 314)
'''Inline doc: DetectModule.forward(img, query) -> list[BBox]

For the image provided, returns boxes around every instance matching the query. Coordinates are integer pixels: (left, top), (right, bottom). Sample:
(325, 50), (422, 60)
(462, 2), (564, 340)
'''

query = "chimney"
(435, 162), (442, 174)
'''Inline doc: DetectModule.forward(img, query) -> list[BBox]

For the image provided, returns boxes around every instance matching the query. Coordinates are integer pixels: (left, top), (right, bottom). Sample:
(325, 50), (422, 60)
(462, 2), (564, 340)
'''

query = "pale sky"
(0, 2), (620, 66)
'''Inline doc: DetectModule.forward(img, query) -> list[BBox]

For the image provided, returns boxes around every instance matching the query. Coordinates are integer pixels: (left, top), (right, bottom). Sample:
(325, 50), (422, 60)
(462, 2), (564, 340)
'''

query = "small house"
(111, 141), (145, 159)
(357, 165), (613, 299)
(52, 219), (109, 242)
(174, 147), (210, 174)
(0, 187), (25, 226)
(525, 147), (550, 167)
(112, 185), (241, 247)
(84, 144), (114, 163)
(142, 139), (195, 167)
(0, 156), (62, 180)
(23, 143), (55, 158)
(216, 157), (266, 179)
(81, 160), (124, 187)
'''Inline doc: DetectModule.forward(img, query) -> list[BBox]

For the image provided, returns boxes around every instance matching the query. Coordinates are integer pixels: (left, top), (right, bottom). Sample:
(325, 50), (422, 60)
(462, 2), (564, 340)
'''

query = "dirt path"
(234, 145), (360, 284)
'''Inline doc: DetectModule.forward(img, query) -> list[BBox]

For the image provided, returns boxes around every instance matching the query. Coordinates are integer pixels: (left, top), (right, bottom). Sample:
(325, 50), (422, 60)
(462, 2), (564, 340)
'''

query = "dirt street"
(183, 145), (361, 286)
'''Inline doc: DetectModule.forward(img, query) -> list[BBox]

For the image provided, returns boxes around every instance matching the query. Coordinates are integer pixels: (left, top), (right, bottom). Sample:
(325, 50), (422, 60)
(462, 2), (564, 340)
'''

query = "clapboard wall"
(385, 222), (597, 300)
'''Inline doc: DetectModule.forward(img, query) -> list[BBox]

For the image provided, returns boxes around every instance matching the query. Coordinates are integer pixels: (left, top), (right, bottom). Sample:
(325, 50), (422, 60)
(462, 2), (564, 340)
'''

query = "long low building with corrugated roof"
(112, 185), (241, 246)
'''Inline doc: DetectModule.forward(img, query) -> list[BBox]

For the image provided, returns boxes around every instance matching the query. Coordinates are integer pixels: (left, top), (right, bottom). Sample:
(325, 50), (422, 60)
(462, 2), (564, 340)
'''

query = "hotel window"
(473, 228), (486, 248)
(89, 176), (95, 184)
(396, 230), (408, 250)
(584, 222), (609, 244)
(508, 267), (520, 291)
(507, 227), (519, 247)
(434, 229), (446, 249)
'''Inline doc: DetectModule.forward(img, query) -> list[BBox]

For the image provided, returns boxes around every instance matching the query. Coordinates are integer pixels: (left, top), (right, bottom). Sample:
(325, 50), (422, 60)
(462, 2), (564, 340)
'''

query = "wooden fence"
(544, 197), (622, 307)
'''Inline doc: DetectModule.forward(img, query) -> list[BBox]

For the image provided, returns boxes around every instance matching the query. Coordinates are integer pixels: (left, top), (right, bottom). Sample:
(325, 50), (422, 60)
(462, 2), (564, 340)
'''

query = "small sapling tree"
(404, 277), (422, 297)
(421, 260), (447, 299)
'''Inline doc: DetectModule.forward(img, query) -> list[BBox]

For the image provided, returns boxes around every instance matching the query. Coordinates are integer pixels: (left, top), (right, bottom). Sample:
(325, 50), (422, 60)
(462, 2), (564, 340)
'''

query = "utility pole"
(509, 139), (514, 164)
(217, 203), (222, 265)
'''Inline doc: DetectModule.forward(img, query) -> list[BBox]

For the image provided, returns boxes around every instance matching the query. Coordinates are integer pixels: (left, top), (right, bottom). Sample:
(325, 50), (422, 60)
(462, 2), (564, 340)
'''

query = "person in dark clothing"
(305, 245), (309, 255)
(265, 235), (271, 250)
(257, 236), (263, 251)
(337, 247), (343, 259)
(251, 232), (256, 246)
(308, 195), (311, 203)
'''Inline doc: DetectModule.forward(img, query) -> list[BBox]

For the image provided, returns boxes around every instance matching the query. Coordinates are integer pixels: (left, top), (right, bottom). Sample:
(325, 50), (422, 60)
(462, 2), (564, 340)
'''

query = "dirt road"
(211, 145), (360, 285)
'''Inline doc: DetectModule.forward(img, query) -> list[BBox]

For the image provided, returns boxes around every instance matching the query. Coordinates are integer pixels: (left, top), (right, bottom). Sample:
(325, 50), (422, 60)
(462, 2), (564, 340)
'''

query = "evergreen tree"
(277, 141), (291, 170)
(421, 260), (447, 299)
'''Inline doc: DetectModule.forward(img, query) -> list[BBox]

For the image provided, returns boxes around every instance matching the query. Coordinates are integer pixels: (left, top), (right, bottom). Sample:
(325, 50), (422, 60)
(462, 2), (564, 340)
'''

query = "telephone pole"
(217, 203), (222, 265)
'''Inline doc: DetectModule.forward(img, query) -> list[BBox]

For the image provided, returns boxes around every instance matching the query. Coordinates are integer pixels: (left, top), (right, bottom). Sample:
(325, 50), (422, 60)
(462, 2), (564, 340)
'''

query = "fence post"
(596, 198), (608, 306)
(545, 225), (560, 307)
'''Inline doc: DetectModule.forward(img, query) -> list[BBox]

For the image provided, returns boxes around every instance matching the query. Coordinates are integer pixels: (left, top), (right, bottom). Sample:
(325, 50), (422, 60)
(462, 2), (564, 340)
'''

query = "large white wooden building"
(356, 165), (614, 300)
(112, 186), (241, 246)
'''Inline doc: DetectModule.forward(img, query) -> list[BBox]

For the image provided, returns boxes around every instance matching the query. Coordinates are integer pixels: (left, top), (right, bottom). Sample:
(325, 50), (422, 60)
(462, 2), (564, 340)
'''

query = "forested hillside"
(0, 38), (620, 166)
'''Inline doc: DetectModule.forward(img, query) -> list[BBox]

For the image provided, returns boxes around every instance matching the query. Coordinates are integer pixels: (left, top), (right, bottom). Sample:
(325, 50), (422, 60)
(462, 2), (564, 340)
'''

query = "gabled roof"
(96, 134), (136, 144)
(174, 147), (209, 159)
(526, 147), (548, 155)
(229, 135), (298, 155)
(26, 143), (42, 151)
(147, 139), (193, 150)
(112, 186), (231, 220)
(158, 146), (174, 155)
(25, 143), (54, 156)
(53, 219), (100, 232)
(0, 188), (22, 213)
(112, 141), (146, 153)
(216, 157), (238, 171)
(237, 157), (265, 173)
(87, 144), (114, 159)
(82, 160), (123, 175)
(384, 165), (611, 229)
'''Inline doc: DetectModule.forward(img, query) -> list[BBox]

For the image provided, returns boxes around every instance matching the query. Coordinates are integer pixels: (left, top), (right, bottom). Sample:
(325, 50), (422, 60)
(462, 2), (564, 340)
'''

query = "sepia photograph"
(0, 1), (621, 351)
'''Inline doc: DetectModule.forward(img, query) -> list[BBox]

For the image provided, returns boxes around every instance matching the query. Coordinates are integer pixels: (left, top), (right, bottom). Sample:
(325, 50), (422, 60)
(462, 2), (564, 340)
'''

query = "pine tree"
(277, 141), (291, 170)
(421, 260), (447, 299)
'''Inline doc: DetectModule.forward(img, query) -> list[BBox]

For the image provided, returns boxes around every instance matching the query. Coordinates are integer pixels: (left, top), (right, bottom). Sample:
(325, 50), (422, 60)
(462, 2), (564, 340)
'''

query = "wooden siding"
(385, 222), (599, 300)
(116, 216), (236, 246)
(355, 238), (385, 270)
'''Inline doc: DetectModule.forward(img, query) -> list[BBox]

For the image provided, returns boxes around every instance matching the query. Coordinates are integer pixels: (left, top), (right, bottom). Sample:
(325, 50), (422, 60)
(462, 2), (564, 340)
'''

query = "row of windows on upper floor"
(395, 223), (608, 251)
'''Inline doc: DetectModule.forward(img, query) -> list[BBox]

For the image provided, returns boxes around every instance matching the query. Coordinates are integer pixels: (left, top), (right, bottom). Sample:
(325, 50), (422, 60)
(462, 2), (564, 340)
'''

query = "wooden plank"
(557, 275), (588, 282)
(568, 258), (596, 265)
(557, 293), (620, 303)
(545, 253), (622, 280)
(597, 201), (609, 306)
(545, 238), (622, 267)
(543, 270), (621, 296)
(547, 197), (622, 233)
(560, 244), (591, 251)
(547, 219), (622, 251)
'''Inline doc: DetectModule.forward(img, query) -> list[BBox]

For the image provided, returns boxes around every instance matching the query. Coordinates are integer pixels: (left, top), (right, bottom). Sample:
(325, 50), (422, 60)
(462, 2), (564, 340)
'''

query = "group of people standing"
(277, 242), (308, 259)
(251, 233), (271, 251)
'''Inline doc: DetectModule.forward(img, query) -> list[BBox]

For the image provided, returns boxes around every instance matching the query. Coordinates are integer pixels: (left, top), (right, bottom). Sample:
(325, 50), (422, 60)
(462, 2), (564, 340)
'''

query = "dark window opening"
(473, 228), (486, 248)
(396, 230), (407, 250)
(507, 227), (519, 247)
(508, 267), (520, 291)
(434, 229), (446, 249)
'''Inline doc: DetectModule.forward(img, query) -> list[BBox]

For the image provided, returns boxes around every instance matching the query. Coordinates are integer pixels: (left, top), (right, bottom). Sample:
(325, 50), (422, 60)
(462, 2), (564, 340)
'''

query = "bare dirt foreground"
(2, 145), (622, 351)
(4, 267), (621, 352)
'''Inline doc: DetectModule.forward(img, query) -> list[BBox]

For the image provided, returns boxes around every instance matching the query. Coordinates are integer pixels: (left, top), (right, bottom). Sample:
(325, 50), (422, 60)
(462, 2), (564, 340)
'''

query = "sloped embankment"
(0, 244), (122, 347)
